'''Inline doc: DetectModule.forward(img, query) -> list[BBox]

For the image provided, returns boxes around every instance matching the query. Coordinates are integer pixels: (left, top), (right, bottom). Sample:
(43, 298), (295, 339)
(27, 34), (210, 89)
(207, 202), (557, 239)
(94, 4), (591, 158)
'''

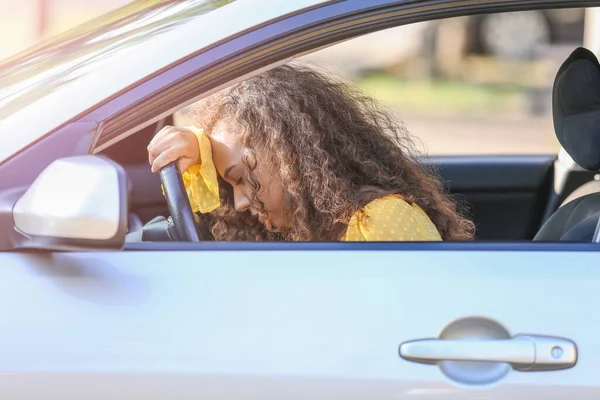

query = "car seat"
(534, 47), (600, 242)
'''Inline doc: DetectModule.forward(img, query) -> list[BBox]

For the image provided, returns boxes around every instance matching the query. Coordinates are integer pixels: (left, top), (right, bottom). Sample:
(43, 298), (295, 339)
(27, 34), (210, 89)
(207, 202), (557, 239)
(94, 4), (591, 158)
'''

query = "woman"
(148, 63), (474, 241)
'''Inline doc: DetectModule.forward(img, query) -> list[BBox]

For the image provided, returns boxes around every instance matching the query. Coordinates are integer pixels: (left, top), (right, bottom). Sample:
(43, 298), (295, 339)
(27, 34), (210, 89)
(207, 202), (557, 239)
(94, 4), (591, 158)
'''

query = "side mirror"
(12, 155), (128, 250)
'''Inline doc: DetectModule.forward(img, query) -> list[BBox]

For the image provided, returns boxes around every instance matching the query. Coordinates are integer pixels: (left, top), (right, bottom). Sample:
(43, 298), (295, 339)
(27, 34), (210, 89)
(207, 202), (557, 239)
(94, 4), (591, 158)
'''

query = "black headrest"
(553, 47), (600, 170)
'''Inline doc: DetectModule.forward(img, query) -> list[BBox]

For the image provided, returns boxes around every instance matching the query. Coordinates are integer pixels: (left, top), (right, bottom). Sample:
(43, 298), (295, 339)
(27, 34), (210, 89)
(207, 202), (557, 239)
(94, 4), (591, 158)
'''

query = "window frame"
(122, 241), (600, 252)
(89, 0), (600, 249)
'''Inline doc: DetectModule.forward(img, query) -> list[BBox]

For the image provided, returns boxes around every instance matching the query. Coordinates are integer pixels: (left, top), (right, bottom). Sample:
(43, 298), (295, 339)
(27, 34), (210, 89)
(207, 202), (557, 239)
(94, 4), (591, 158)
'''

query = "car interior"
(98, 45), (600, 243)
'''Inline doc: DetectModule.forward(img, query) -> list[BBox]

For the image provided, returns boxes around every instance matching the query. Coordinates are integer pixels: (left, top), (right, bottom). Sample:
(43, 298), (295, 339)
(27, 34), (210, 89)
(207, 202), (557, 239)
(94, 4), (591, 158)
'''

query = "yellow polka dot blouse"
(341, 194), (442, 241)
(182, 127), (442, 241)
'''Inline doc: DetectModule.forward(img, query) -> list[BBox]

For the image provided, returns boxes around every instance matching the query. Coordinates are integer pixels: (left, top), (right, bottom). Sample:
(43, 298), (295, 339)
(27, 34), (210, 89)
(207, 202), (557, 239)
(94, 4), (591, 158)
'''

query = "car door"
(2, 0), (600, 398)
(1, 243), (599, 398)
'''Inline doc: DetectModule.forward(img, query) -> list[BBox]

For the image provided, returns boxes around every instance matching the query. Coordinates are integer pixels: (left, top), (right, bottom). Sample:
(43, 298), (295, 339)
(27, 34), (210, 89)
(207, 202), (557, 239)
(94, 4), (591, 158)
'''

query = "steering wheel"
(159, 162), (201, 242)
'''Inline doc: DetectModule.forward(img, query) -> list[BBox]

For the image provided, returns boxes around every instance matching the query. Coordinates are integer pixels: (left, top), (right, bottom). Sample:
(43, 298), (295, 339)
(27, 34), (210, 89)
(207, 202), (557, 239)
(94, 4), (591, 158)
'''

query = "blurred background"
(0, 0), (130, 59)
(301, 7), (596, 155)
(0, 1), (598, 156)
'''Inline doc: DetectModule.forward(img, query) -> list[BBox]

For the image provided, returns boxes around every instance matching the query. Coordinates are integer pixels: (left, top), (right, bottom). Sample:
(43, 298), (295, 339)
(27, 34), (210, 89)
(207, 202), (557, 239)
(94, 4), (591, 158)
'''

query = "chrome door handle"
(399, 335), (577, 371)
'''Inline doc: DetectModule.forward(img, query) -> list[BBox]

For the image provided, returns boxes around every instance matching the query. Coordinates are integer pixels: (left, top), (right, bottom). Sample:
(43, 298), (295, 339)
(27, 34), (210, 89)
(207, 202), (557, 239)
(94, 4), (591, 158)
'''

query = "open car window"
(69, 7), (600, 246)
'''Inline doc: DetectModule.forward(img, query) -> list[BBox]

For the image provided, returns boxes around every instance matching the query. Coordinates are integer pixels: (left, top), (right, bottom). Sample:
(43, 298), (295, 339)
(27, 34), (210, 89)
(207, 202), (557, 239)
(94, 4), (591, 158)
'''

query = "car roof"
(0, 0), (325, 163)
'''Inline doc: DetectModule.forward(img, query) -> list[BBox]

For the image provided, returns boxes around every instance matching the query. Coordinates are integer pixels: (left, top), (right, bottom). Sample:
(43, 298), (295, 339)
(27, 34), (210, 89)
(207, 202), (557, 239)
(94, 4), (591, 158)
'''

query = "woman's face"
(209, 122), (288, 229)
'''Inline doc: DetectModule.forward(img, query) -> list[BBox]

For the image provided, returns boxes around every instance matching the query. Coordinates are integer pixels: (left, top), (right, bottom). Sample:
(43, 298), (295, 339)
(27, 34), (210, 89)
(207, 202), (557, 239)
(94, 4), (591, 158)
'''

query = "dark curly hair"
(187, 63), (474, 241)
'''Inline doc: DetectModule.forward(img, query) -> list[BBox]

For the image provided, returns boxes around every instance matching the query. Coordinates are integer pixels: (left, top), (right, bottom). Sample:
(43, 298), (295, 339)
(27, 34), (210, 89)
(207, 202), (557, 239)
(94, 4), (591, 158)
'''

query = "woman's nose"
(233, 189), (251, 213)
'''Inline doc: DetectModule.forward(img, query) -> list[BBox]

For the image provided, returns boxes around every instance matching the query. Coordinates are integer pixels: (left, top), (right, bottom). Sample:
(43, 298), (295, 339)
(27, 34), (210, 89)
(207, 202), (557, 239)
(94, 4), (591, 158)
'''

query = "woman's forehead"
(209, 125), (243, 176)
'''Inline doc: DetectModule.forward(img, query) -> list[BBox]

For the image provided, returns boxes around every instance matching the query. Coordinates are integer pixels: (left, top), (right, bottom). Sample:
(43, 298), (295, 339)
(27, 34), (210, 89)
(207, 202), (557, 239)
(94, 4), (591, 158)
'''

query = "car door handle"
(399, 335), (577, 371)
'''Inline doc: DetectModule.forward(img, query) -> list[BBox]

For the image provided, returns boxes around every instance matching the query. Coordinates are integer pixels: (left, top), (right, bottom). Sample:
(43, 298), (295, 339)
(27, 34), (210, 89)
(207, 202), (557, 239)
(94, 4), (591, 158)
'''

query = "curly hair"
(187, 63), (475, 241)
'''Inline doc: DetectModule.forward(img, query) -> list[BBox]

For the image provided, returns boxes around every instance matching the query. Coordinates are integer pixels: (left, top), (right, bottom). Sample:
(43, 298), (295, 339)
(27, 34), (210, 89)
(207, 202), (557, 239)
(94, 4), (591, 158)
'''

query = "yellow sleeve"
(342, 194), (442, 241)
(181, 127), (220, 214)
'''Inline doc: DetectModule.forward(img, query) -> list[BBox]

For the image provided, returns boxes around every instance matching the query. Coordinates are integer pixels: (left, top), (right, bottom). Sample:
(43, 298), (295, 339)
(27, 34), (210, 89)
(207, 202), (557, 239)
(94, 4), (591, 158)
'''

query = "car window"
(298, 8), (587, 156)
(115, 6), (599, 245)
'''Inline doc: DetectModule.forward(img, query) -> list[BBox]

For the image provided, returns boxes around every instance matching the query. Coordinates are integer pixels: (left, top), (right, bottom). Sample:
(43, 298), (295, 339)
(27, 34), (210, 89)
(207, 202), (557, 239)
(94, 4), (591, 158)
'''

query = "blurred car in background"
(466, 8), (586, 60)
(303, 8), (585, 77)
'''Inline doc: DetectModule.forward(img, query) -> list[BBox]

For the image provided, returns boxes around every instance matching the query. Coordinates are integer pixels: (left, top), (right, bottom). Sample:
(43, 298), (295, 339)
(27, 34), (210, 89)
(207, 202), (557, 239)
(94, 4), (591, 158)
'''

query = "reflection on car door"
(0, 246), (598, 398)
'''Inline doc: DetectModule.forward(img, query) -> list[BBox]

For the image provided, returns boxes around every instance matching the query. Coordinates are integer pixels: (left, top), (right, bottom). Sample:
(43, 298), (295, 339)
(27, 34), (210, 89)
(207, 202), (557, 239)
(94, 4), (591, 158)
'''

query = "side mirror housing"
(11, 155), (128, 251)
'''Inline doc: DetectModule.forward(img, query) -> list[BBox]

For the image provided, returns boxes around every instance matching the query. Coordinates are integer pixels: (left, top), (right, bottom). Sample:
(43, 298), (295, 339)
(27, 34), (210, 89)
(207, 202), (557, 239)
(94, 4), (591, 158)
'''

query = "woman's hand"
(147, 126), (201, 173)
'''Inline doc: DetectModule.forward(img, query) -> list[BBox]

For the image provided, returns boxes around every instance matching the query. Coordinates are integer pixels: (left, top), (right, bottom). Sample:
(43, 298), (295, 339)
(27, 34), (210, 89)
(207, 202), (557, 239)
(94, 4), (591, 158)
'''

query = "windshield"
(0, 0), (235, 121)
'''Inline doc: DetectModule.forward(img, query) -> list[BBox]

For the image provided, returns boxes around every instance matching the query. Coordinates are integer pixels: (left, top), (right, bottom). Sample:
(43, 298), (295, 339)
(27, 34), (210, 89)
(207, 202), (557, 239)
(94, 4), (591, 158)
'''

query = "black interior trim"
(125, 164), (162, 207)
(426, 155), (556, 191)
(424, 155), (555, 240)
